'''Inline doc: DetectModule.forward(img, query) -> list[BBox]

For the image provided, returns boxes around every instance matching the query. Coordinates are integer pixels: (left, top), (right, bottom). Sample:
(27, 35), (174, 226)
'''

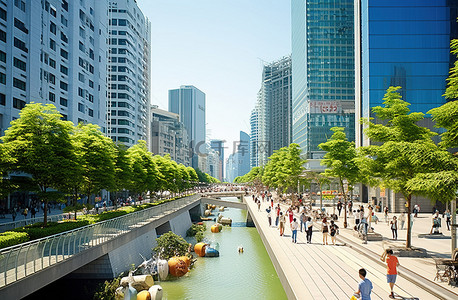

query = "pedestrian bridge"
(0, 194), (251, 299)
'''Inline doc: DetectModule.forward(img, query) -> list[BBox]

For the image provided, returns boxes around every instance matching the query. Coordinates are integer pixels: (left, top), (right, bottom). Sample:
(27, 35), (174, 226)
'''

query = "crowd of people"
(251, 189), (408, 299)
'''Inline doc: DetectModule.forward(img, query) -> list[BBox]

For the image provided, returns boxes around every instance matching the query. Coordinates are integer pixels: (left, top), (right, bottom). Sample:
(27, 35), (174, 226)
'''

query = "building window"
(79, 57), (85, 68)
(88, 108), (93, 117)
(60, 32), (68, 43)
(118, 19), (127, 26)
(0, 50), (6, 63)
(13, 57), (26, 71)
(0, 8), (6, 21)
(13, 78), (26, 91)
(78, 103), (84, 112)
(13, 98), (26, 109)
(61, 15), (67, 26)
(0, 72), (5, 84)
(89, 80), (94, 88)
(14, 0), (26, 12)
(49, 38), (56, 50)
(79, 41), (84, 52)
(61, 113), (67, 121)
(60, 97), (67, 107)
(50, 6), (56, 17)
(88, 94), (93, 102)
(89, 64), (94, 74)
(61, 0), (68, 12)
(49, 91), (55, 102)
(14, 37), (27, 52)
(14, 18), (28, 34)
(109, 19), (117, 26)
(60, 81), (68, 91)
(49, 58), (56, 68)
(60, 65), (68, 75)
(49, 21), (56, 34)
(0, 30), (6, 43)
(78, 73), (84, 82)
(0, 93), (5, 106)
(78, 87), (84, 97)
(60, 49), (68, 59)
(49, 73), (55, 84)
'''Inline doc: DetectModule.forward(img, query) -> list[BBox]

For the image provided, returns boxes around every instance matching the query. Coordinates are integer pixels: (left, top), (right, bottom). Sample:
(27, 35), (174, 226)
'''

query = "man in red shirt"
(381, 249), (400, 298)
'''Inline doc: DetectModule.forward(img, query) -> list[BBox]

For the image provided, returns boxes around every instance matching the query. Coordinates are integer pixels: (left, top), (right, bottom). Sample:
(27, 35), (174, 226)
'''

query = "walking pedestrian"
(390, 216), (398, 240)
(266, 206), (272, 227)
(275, 204), (280, 227)
(22, 207), (28, 219)
(291, 218), (298, 243)
(359, 217), (369, 244)
(270, 198), (273, 208)
(288, 207), (294, 224)
(279, 212), (286, 236)
(11, 207), (17, 222)
(300, 211), (306, 232)
(381, 249), (400, 299)
(354, 268), (373, 300)
(31, 206), (36, 219)
(322, 217), (329, 245)
(330, 220), (339, 245)
(444, 209), (451, 231)
(399, 212), (405, 230)
(337, 200), (342, 216)
(384, 206), (389, 223)
(306, 217), (313, 244)
(257, 199), (261, 212)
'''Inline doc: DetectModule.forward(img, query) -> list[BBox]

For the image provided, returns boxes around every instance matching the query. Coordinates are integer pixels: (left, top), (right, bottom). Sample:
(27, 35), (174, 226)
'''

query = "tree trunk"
(41, 185), (48, 227)
(340, 178), (348, 228)
(406, 194), (412, 248)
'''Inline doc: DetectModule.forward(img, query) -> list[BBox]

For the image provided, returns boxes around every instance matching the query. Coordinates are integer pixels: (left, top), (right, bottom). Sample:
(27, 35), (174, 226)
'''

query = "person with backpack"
(330, 220), (339, 245)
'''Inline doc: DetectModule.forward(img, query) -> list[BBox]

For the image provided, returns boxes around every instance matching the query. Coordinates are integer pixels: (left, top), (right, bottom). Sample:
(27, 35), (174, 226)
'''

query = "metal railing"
(0, 195), (200, 288)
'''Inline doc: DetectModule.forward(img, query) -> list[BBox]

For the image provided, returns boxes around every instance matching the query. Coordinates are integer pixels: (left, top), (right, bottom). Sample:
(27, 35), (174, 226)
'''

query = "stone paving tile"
(245, 197), (441, 300)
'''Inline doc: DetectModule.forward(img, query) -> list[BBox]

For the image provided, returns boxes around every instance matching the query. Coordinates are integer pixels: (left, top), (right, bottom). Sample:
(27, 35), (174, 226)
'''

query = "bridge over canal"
(0, 192), (249, 299)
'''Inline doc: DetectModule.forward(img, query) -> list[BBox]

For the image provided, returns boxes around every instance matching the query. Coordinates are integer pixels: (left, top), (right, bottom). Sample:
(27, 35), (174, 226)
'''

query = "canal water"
(159, 197), (287, 300)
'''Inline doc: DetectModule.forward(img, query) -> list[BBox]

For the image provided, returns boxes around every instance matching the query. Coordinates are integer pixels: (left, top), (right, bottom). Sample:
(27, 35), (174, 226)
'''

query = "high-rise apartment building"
(107, 0), (151, 147)
(210, 139), (225, 181)
(355, 0), (458, 147)
(150, 105), (190, 166)
(249, 108), (259, 168)
(0, 0), (108, 135)
(291, 0), (355, 161)
(169, 85), (206, 169)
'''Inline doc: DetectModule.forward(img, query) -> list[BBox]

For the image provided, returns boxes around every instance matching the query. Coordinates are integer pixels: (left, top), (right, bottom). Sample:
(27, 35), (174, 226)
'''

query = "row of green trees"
(236, 87), (457, 249)
(0, 103), (219, 225)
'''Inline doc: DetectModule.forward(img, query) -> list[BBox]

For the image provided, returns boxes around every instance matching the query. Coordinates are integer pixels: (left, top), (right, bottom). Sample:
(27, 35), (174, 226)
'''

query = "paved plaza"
(245, 195), (457, 300)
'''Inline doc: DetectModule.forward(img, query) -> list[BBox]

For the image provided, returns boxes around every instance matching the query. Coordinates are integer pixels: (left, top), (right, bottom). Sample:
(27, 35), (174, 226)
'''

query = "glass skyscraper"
(355, 0), (458, 147)
(168, 85), (206, 169)
(292, 0), (355, 160)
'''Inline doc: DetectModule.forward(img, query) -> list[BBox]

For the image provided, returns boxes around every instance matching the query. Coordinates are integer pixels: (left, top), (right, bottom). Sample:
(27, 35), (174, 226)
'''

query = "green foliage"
(359, 87), (439, 247)
(234, 166), (263, 183)
(153, 231), (189, 260)
(127, 141), (162, 194)
(93, 276), (121, 300)
(187, 223), (206, 242)
(0, 231), (29, 249)
(14, 220), (90, 240)
(262, 143), (306, 192)
(1, 103), (78, 226)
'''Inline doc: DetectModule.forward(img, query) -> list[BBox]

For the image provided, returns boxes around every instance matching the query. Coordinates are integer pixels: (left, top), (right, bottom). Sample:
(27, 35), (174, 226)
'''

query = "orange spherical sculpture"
(168, 257), (188, 277)
(177, 255), (191, 268)
(211, 224), (222, 233)
(194, 242), (207, 257)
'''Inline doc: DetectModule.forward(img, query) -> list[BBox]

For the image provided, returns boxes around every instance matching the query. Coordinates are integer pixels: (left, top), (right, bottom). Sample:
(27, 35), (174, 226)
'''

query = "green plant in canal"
(93, 276), (121, 300)
(153, 231), (189, 260)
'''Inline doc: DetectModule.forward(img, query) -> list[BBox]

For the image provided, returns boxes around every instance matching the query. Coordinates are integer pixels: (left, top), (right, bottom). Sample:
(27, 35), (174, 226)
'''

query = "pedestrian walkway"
(245, 196), (438, 300)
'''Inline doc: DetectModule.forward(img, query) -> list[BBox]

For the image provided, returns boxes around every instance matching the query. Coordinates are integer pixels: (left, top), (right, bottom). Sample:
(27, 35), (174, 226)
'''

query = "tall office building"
(291, 0), (355, 162)
(225, 131), (250, 182)
(0, 0), (108, 136)
(251, 56), (292, 167)
(169, 85), (206, 169)
(355, 0), (458, 147)
(150, 105), (190, 166)
(210, 139), (225, 181)
(354, 0), (458, 210)
(107, 0), (151, 147)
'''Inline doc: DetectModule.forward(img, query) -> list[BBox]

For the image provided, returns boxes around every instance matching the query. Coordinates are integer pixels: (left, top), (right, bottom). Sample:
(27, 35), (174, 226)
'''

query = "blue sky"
(137, 0), (291, 158)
